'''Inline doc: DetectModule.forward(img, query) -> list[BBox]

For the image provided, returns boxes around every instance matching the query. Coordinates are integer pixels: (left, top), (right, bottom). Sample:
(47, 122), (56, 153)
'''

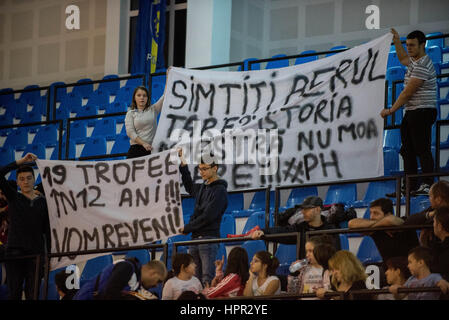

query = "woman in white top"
(125, 68), (170, 159)
(243, 251), (281, 296)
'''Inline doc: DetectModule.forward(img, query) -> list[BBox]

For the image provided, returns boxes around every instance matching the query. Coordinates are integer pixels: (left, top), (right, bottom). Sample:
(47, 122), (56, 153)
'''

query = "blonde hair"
(329, 250), (366, 288)
(144, 260), (168, 279)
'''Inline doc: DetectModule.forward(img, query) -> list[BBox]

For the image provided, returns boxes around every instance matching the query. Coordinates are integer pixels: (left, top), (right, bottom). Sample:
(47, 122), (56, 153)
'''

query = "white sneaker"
(411, 184), (430, 196)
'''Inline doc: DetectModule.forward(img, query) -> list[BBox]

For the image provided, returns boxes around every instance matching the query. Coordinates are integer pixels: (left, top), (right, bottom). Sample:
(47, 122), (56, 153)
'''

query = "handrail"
(219, 286), (443, 300)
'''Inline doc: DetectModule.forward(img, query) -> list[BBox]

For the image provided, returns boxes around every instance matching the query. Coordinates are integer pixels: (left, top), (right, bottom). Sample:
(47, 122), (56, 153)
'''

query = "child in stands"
(202, 247), (249, 298)
(389, 246), (442, 300)
(244, 251), (281, 296)
(287, 236), (335, 297)
(162, 253), (203, 300)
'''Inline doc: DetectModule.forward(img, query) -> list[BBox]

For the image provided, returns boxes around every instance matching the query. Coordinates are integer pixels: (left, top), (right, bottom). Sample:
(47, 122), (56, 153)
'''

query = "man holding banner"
(381, 29), (437, 197)
(178, 149), (228, 286)
(0, 153), (51, 300)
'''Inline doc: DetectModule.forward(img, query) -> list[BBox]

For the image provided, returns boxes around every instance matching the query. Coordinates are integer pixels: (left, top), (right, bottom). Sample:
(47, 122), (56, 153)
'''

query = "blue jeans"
(189, 236), (218, 286)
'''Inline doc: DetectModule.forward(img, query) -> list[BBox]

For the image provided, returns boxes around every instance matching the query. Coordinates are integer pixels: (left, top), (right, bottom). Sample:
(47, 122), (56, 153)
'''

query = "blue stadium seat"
(91, 118), (116, 138)
(357, 237), (382, 264)
(0, 114), (13, 127)
(69, 121), (87, 142)
(426, 46), (442, 64)
(110, 134), (130, 154)
(62, 92), (83, 114)
(50, 141), (76, 160)
(55, 106), (70, 120)
(3, 129), (28, 149)
(10, 99), (28, 120)
(225, 193), (243, 213)
(383, 129), (401, 151)
(80, 136), (107, 158)
(164, 234), (191, 270)
(386, 66), (405, 87)
(265, 54), (289, 69)
(238, 58), (260, 71)
(79, 254), (113, 287)
(324, 184), (357, 205)
(181, 197), (195, 222)
(426, 32), (444, 48)
(353, 180), (397, 208)
(439, 82), (449, 100)
(125, 75), (145, 89)
(410, 196), (430, 215)
(325, 46), (348, 57)
(220, 213), (236, 239)
(0, 147), (14, 166)
(21, 143), (45, 159)
(216, 243), (227, 270)
(151, 79), (165, 104)
(19, 85), (41, 105)
(241, 211), (265, 235)
(275, 244), (297, 276)
(72, 78), (93, 99)
(241, 240), (266, 267)
(232, 190), (275, 218)
(387, 51), (402, 69)
(32, 124), (58, 148)
(98, 74), (120, 96)
(76, 104), (98, 118)
(87, 90), (110, 110)
(0, 88), (14, 107)
(282, 186), (318, 210)
(106, 101), (128, 114)
(294, 50), (318, 65)
(114, 86), (134, 104)
(125, 250), (151, 265)
(339, 234), (349, 251)
(21, 111), (42, 124)
(383, 149), (401, 176)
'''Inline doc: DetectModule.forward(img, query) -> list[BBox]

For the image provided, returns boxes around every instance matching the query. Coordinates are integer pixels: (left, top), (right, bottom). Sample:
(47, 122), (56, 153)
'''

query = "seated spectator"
(55, 269), (79, 300)
(249, 196), (339, 259)
(405, 181), (449, 247)
(243, 251), (281, 297)
(74, 258), (167, 300)
(316, 250), (371, 300)
(377, 257), (410, 300)
(202, 247), (249, 299)
(348, 198), (419, 263)
(287, 235), (335, 297)
(389, 246), (443, 300)
(432, 207), (449, 296)
(162, 253), (203, 300)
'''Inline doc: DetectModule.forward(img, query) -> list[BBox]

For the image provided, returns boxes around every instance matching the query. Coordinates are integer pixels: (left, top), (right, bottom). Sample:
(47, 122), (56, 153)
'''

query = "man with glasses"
(381, 29), (437, 197)
(178, 149), (228, 286)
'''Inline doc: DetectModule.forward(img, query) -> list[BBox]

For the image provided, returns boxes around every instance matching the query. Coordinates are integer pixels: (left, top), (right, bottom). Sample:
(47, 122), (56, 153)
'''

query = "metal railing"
(0, 85), (51, 121)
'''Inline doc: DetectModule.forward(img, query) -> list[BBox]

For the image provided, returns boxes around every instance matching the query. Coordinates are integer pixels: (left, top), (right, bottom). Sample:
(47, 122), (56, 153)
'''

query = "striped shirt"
(404, 55), (437, 111)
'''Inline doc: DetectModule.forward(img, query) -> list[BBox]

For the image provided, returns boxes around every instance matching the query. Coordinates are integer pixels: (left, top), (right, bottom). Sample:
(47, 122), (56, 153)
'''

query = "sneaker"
(386, 189), (405, 198)
(411, 184), (430, 197)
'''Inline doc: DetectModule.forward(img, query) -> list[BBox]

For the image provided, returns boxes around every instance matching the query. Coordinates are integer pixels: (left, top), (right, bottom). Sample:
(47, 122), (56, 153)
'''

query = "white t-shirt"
(301, 265), (326, 293)
(162, 276), (203, 300)
(252, 275), (281, 296)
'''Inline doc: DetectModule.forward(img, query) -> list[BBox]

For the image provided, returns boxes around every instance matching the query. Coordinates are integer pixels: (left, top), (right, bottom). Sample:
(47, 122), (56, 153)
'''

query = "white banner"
(36, 150), (183, 271)
(154, 33), (393, 191)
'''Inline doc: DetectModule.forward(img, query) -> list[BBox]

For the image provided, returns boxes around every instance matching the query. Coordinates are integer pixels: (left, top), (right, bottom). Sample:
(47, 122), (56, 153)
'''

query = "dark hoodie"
(179, 165), (228, 238)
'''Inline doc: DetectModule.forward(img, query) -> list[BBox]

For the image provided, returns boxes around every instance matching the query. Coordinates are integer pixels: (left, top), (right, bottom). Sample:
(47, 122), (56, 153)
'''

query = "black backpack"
(326, 203), (357, 225)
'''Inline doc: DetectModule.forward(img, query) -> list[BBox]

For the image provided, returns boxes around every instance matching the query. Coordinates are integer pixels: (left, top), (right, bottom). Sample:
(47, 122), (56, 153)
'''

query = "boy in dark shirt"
(0, 153), (51, 300)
